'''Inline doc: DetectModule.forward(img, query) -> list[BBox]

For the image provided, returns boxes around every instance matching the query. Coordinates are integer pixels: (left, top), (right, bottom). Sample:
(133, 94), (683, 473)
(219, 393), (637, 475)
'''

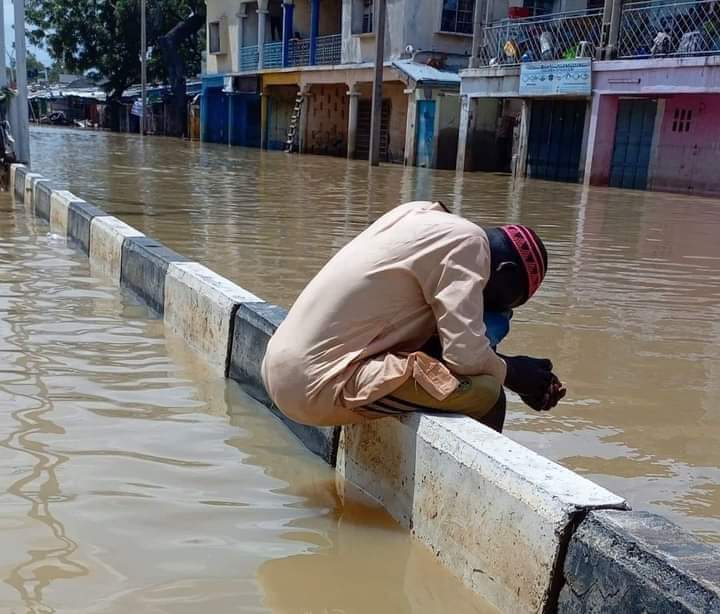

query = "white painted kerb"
(50, 190), (84, 237)
(164, 262), (262, 372)
(337, 414), (627, 614)
(9, 163), (23, 192)
(89, 216), (144, 283)
(24, 173), (43, 204)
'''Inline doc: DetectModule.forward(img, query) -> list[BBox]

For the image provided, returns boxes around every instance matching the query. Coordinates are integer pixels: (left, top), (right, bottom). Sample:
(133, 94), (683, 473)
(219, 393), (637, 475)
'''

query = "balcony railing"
(238, 34), (341, 72)
(263, 41), (283, 69)
(239, 45), (258, 72)
(618, 0), (720, 58)
(315, 34), (342, 65)
(478, 9), (602, 65)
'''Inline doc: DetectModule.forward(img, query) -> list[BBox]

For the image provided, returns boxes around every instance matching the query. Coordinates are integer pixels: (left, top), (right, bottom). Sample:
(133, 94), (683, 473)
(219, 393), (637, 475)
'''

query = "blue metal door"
(200, 89), (228, 143)
(610, 99), (657, 190)
(415, 100), (436, 168)
(527, 100), (586, 182)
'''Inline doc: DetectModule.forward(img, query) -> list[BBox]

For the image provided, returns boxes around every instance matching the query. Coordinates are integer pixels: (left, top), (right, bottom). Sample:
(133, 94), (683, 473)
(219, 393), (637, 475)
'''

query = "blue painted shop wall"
(230, 95), (262, 148)
(201, 90), (228, 143)
(200, 76), (261, 147)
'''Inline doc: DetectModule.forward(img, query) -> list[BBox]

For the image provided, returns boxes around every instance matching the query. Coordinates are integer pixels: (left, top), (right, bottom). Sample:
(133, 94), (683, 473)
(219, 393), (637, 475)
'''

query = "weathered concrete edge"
(163, 261), (264, 375)
(89, 216), (145, 284)
(336, 413), (628, 613)
(559, 510), (720, 613)
(11, 165), (718, 613)
(120, 236), (189, 315)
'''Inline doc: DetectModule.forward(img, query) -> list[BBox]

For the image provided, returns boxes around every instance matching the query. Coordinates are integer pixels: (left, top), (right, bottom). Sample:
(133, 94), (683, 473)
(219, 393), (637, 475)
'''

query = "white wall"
(342, 0), (473, 65)
(206, 0), (242, 74)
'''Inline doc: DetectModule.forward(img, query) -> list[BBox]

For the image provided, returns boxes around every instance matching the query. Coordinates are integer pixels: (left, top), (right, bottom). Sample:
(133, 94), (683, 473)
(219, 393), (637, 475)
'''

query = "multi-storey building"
(201, 0), (476, 168)
(457, 0), (720, 195)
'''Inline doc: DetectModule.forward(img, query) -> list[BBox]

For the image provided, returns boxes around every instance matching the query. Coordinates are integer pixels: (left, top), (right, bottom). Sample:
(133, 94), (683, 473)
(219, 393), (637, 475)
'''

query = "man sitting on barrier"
(262, 201), (566, 432)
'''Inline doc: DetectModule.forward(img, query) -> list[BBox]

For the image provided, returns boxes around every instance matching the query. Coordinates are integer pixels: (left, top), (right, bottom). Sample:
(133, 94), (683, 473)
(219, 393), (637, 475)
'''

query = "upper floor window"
(209, 21), (221, 53)
(441, 0), (475, 34)
(362, 0), (374, 34)
(352, 0), (374, 35)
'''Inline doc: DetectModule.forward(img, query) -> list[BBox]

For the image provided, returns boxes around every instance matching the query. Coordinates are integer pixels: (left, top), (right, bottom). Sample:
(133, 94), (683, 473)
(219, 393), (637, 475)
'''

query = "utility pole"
(13, 0), (30, 164)
(140, 0), (147, 136)
(0, 1), (6, 89)
(369, 0), (386, 167)
(469, 0), (484, 68)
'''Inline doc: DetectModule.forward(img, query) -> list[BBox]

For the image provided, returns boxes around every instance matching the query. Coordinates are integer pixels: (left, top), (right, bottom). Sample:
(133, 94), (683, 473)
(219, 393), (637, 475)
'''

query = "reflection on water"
(0, 193), (493, 612)
(30, 126), (720, 543)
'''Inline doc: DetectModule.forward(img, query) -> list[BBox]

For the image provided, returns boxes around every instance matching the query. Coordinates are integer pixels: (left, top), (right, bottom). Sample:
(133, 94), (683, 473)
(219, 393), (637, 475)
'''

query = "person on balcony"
(262, 201), (565, 431)
(269, 1), (283, 41)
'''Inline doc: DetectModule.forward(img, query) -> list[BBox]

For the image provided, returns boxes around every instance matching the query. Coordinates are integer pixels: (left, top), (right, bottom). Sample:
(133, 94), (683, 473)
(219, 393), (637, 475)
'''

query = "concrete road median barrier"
(229, 302), (340, 464)
(50, 191), (85, 237)
(33, 181), (54, 220)
(89, 216), (144, 283)
(67, 201), (109, 255)
(336, 414), (628, 613)
(121, 237), (188, 315)
(164, 262), (262, 373)
(559, 510), (720, 613)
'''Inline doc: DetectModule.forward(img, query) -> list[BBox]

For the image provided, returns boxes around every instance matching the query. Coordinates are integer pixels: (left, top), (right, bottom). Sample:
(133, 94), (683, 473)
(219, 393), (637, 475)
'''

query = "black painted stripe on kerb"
(34, 181), (53, 220)
(67, 201), (108, 255)
(228, 301), (341, 466)
(120, 236), (188, 315)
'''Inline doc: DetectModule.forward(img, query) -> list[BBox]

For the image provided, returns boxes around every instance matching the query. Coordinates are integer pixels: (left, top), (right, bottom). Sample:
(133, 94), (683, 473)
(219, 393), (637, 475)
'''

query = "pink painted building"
(585, 58), (720, 196)
(457, 1), (720, 196)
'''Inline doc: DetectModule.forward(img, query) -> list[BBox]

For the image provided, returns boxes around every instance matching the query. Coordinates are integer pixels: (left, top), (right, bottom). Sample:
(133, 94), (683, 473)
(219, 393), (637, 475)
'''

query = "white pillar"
(257, 0), (269, 70)
(456, 95), (471, 171)
(347, 84), (360, 159)
(13, 0), (30, 164)
(514, 99), (531, 179)
(404, 88), (417, 166)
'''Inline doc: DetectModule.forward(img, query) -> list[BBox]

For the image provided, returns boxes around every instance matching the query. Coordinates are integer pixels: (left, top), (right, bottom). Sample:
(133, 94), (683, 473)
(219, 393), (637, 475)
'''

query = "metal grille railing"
(618, 0), (720, 58)
(239, 33), (341, 71)
(478, 8), (602, 65)
(239, 45), (258, 72)
(288, 38), (310, 66)
(315, 34), (342, 65)
(263, 41), (283, 68)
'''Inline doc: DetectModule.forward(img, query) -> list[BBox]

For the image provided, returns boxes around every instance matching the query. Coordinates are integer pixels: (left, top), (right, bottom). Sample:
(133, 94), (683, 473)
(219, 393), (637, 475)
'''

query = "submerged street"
(27, 126), (720, 544)
(0, 188), (494, 613)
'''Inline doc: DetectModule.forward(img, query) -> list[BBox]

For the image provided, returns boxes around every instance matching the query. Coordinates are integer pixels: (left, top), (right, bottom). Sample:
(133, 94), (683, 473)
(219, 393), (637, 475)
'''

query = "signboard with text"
(519, 59), (592, 97)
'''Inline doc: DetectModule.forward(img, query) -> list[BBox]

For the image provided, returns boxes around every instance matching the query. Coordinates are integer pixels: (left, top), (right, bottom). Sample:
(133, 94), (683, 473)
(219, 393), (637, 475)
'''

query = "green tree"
(25, 50), (47, 82)
(26, 0), (204, 134)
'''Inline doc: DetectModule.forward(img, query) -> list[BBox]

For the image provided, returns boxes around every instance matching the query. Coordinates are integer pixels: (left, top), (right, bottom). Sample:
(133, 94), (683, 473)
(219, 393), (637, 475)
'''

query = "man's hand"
(521, 374), (567, 411)
(502, 355), (567, 412)
(503, 355), (553, 397)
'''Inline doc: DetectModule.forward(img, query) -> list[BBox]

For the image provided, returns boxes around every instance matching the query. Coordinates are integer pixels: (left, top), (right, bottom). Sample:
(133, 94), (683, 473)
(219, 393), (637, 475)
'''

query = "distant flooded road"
(30, 126), (720, 543)
(0, 190), (494, 612)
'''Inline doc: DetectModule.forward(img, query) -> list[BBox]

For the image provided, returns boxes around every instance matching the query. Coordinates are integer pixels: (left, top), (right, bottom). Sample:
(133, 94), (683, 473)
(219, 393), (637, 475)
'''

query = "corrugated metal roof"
(29, 88), (107, 101)
(392, 59), (461, 87)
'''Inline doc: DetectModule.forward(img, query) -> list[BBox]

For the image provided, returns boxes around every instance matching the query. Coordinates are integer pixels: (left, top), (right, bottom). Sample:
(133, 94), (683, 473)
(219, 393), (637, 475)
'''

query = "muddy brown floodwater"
(0, 191), (496, 612)
(29, 126), (720, 545)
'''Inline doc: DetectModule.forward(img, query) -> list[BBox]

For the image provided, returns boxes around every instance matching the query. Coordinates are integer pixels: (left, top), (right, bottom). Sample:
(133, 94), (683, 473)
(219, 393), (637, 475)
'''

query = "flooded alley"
(0, 189), (494, 613)
(27, 125), (720, 547)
